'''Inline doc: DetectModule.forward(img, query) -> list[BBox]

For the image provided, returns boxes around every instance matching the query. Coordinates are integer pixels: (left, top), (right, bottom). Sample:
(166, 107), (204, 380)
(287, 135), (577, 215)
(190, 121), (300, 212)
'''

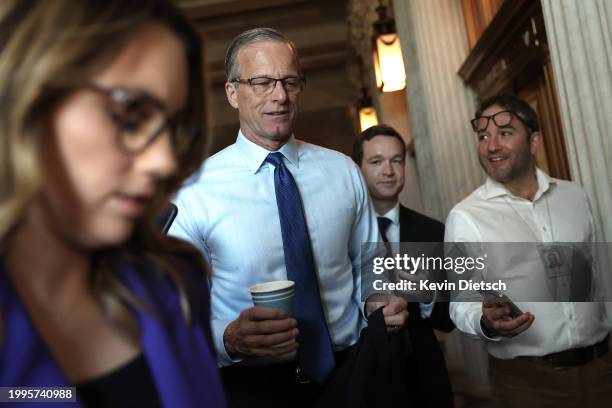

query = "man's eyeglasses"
(231, 76), (306, 96)
(471, 110), (517, 132)
(84, 84), (196, 155)
(470, 110), (536, 133)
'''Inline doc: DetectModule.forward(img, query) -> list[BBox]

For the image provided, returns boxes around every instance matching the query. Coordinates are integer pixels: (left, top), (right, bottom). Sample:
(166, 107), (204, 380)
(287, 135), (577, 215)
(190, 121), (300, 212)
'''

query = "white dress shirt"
(170, 132), (381, 366)
(445, 168), (610, 359)
(378, 204), (434, 318)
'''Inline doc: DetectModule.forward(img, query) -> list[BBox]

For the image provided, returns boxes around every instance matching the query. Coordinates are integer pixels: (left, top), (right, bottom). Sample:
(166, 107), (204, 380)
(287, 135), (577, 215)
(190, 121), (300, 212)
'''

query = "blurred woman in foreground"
(0, 0), (225, 406)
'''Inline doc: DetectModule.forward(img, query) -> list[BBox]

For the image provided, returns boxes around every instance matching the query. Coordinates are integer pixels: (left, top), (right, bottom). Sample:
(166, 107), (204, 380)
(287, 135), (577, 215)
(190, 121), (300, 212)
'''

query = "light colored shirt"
(170, 132), (381, 366)
(445, 168), (610, 359)
(378, 204), (434, 318)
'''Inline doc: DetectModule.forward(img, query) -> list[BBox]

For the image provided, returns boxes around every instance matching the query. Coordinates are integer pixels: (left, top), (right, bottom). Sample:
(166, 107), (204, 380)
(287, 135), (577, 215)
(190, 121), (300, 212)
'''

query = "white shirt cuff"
(418, 289), (438, 319)
(211, 318), (244, 366)
(476, 313), (502, 341)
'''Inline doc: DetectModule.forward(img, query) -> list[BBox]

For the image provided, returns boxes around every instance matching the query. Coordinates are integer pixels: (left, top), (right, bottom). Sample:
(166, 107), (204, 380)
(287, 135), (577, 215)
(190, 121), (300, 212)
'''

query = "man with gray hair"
(170, 28), (407, 407)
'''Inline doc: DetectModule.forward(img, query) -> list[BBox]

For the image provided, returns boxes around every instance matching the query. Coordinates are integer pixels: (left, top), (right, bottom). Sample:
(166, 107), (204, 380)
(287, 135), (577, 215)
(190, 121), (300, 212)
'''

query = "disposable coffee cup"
(249, 280), (295, 317)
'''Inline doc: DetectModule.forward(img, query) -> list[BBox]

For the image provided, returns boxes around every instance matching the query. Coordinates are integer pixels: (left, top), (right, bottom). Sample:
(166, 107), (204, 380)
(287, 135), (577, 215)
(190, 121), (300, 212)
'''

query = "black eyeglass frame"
(470, 110), (536, 133)
(230, 76), (306, 95)
(82, 83), (195, 155)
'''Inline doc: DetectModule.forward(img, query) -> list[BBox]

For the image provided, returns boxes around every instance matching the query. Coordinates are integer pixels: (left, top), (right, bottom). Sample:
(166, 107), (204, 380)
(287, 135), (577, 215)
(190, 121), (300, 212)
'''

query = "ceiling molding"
(178, 0), (311, 20)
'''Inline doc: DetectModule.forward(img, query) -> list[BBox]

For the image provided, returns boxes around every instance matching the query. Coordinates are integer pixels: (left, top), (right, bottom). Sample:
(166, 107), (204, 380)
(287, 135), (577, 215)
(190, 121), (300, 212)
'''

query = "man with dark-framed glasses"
(446, 94), (612, 407)
(169, 27), (407, 407)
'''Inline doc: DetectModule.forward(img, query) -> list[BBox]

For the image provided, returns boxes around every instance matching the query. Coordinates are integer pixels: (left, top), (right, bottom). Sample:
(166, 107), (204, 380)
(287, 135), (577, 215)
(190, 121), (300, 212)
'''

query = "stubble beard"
(480, 150), (534, 185)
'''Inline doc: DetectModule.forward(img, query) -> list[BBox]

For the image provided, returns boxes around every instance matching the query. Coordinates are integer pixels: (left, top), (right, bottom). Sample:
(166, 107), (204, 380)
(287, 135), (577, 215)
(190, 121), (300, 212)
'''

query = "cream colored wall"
(392, 0), (491, 396)
(541, 0), (612, 243)
(541, 0), (612, 318)
(393, 0), (484, 223)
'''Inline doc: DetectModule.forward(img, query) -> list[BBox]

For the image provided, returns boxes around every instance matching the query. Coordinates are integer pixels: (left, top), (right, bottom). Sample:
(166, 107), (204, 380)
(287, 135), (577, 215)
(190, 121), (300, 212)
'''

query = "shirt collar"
(482, 167), (555, 201)
(532, 168), (554, 201)
(235, 130), (300, 173)
(377, 202), (400, 225)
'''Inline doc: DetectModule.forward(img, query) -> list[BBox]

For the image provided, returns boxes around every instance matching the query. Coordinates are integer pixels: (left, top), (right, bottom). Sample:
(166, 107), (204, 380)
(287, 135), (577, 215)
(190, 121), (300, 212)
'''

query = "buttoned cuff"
(211, 318), (244, 366)
(477, 314), (502, 341)
(418, 289), (438, 319)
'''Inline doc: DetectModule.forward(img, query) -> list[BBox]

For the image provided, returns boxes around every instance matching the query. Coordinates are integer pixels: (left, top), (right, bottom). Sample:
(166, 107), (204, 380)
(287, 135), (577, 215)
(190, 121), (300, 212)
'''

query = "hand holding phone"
(479, 290), (534, 337)
(479, 289), (523, 318)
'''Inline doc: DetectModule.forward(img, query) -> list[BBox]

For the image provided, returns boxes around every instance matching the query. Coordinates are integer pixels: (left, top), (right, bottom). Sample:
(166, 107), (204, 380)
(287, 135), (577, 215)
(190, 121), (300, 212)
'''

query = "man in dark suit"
(352, 124), (455, 408)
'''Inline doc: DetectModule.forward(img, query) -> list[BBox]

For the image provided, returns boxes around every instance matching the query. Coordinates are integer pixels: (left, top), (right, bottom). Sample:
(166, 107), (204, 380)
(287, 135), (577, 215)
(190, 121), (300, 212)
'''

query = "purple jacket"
(0, 260), (226, 407)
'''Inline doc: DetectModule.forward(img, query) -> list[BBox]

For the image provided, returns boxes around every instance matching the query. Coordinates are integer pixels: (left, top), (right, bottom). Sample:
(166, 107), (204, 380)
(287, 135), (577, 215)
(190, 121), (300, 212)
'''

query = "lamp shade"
(358, 106), (378, 131)
(373, 49), (383, 89)
(373, 33), (406, 92)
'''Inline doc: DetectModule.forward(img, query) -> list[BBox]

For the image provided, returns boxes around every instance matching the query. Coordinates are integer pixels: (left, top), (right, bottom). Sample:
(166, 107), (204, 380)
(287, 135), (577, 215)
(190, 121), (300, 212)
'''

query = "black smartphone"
(157, 202), (178, 234)
(479, 289), (523, 318)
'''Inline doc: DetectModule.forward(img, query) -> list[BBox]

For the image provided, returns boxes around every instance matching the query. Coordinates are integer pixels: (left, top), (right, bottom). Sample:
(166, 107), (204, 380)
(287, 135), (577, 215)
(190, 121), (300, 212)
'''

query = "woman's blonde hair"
(0, 0), (207, 338)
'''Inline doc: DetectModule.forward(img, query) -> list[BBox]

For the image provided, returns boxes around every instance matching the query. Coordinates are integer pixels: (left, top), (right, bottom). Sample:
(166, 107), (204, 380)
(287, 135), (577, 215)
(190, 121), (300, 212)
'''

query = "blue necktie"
(265, 152), (335, 384)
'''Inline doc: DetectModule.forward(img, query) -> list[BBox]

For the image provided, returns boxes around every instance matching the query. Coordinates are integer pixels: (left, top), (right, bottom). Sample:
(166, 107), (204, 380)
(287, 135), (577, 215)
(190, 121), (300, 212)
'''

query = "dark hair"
(475, 94), (540, 134)
(351, 124), (406, 166)
(224, 27), (300, 82)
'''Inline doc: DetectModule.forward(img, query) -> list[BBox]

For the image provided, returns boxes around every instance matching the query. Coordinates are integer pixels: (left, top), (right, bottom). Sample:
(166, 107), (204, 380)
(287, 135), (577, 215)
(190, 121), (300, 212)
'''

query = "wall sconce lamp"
(357, 87), (379, 131)
(372, 1), (406, 92)
(355, 55), (378, 132)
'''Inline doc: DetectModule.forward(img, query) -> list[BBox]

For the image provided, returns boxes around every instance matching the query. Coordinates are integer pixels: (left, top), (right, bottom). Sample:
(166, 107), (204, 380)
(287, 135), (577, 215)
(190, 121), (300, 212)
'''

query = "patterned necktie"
(377, 216), (392, 243)
(265, 152), (335, 384)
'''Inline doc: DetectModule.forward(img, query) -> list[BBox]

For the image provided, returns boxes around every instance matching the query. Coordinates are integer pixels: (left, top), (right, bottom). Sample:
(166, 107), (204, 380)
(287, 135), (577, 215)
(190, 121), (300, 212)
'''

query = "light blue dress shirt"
(170, 132), (382, 366)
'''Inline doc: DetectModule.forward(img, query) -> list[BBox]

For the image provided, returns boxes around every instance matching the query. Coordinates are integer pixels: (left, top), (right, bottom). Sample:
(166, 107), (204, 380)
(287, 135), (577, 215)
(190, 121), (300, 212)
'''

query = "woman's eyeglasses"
(84, 84), (196, 155)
